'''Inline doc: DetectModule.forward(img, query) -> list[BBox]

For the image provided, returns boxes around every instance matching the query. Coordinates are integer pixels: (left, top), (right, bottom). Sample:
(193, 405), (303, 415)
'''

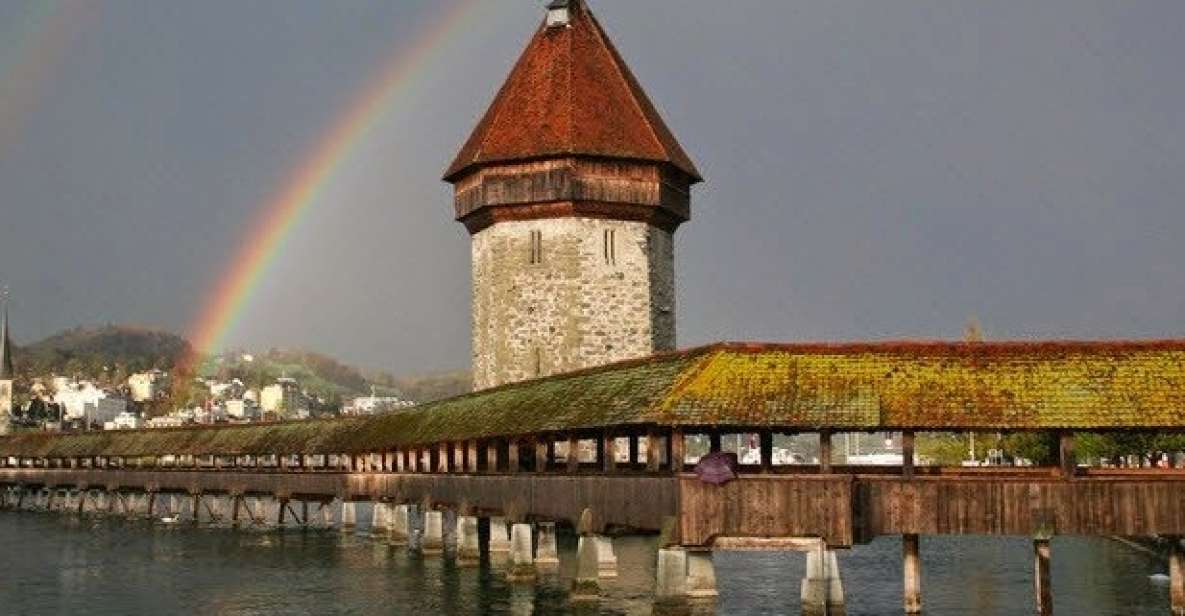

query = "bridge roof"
(4, 340), (1185, 457)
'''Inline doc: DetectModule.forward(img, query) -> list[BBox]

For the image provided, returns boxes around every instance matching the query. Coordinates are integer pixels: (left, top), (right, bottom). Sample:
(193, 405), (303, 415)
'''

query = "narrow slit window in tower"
(529, 230), (543, 264)
(603, 229), (616, 265)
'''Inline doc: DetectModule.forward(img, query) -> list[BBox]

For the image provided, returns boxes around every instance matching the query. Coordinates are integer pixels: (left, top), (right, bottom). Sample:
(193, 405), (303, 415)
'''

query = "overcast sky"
(2, 0), (1184, 376)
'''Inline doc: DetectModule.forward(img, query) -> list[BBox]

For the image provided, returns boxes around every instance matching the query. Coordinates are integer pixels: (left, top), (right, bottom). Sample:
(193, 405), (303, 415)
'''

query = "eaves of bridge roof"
(4, 340), (1185, 457)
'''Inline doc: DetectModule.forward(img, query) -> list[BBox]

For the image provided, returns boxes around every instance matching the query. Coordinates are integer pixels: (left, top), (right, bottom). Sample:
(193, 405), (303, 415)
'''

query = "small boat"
(159, 515), (180, 524)
(1149, 573), (1170, 585)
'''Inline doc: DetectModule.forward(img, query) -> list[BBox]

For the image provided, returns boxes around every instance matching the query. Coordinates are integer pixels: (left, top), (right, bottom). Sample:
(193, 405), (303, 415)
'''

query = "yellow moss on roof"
(3, 341), (1184, 458)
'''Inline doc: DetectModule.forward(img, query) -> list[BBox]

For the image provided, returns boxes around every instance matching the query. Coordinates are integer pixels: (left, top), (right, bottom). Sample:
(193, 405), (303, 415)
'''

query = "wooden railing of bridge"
(3, 426), (1185, 615)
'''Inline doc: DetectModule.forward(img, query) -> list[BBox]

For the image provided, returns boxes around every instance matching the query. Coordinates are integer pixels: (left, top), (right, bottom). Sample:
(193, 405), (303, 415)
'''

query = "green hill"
(19, 325), (192, 380)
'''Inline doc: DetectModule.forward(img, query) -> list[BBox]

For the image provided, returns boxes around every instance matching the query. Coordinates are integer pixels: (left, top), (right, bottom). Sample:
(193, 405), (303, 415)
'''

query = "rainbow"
(0, 0), (93, 157)
(182, 0), (484, 372)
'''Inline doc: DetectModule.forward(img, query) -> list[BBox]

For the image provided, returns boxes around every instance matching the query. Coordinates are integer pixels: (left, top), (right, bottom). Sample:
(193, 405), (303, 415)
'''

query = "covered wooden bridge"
(3, 341), (1185, 614)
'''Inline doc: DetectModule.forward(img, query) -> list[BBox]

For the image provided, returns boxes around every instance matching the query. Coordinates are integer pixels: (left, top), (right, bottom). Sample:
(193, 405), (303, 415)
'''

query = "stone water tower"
(444, 0), (701, 390)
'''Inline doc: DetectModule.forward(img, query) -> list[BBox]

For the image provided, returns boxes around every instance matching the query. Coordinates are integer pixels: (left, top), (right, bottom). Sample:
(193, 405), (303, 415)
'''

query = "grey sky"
(2, 0), (1183, 376)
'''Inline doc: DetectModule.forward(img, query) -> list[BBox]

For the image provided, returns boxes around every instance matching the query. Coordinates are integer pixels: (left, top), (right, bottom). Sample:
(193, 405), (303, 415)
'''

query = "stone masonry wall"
(471, 217), (675, 390)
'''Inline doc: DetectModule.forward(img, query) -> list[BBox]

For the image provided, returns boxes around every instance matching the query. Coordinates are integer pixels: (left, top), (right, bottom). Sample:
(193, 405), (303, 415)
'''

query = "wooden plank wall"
(350, 474), (676, 531)
(859, 476), (1185, 538)
(679, 475), (855, 547)
(0, 470), (678, 531)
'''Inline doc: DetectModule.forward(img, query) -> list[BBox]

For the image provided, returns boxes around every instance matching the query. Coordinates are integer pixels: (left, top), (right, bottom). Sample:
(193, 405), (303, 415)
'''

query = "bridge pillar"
(422, 510), (445, 555)
(801, 543), (845, 616)
(1170, 537), (1183, 615)
(488, 516), (511, 554)
(595, 535), (618, 577)
(1034, 538), (1052, 616)
(373, 502), (389, 534)
(341, 500), (357, 531)
(536, 521), (560, 566)
(507, 522), (535, 581)
(456, 516), (480, 566)
(389, 504), (411, 545)
(903, 534), (922, 614)
(686, 549), (718, 599)
(571, 530), (601, 602)
(654, 547), (689, 613)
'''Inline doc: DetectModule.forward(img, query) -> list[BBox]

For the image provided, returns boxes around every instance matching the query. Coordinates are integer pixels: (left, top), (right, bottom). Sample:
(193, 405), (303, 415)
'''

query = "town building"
(146, 415), (186, 429)
(444, 0), (700, 390)
(224, 398), (261, 420)
(127, 370), (167, 402)
(260, 377), (302, 415)
(104, 411), (143, 431)
(53, 380), (127, 426)
(343, 392), (415, 416)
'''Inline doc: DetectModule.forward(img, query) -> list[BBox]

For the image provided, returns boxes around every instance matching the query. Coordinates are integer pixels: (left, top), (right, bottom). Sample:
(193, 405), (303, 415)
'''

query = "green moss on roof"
(4, 341), (1185, 458)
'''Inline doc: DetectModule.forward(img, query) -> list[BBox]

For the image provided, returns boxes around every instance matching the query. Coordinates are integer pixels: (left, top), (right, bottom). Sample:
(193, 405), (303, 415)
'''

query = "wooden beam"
(903, 533), (922, 614)
(567, 436), (580, 473)
(646, 430), (662, 472)
(602, 431), (617, 473)
(507, 440), (520, 473)
(487, 440), (500, 473)
(819, 430), (833, 474)
(534, 437), (548, 473)
(670, 429), (686, 473)
(759, 431), (774, 473)
(467, 441), (479, 473)
(902, 431), (916, 480)
(1034, 538), (1052, 616)
(1059, 432), (1076, 479)
(1171, 537), (1184, 616)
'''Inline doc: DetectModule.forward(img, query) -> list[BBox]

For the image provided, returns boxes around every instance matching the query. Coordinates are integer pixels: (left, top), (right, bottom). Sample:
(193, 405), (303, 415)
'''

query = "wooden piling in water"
(1171, 537), (1184, 616)
(903, 534), (922, 614)
(1034, 538), (1052, 616)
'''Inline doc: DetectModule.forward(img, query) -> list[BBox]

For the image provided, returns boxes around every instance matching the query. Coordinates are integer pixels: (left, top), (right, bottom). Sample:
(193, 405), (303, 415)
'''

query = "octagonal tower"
(444, 0), (701, 390)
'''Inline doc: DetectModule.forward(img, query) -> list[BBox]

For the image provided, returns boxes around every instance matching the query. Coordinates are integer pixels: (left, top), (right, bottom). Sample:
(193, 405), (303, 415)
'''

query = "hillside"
(19, 325), (192, 379)
(14, 324), (471, 405)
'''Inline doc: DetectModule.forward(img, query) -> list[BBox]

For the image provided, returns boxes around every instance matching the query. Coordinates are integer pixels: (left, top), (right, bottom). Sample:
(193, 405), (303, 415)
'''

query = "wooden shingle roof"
(3, 341), (1185, 458)
(442, 0), (701, 183)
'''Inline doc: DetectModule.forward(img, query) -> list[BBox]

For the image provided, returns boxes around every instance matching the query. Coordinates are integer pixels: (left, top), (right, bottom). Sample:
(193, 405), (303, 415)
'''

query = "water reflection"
(0, 513), (1173, 615)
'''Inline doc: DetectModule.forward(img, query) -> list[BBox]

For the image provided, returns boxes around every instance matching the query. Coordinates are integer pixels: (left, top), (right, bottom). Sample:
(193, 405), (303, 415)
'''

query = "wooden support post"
(567, 436), (580, 473)
(438, 443), (450, 473)
(453, 442), (465, 471)
(487, 440), (500, 473)
(902, 431), (916, 480)
(601, 431), (617, 473)
(628, 434), (640, 468)
(819, 430), (833, 473)
(903, 533), (922, 614)
(1034, 538), (1052, 616)
(670, 429), (685, 473)
(507, 440), (520, 473)
(760, 431), (774, 473)
(534, 438), (548, 473)
(646, 429), (662, 472)
(709, 431), (722, 453)
(467, 441), (479, 473)
(1171, 537), (1185, 616)
(1059, 432), (1076, 479)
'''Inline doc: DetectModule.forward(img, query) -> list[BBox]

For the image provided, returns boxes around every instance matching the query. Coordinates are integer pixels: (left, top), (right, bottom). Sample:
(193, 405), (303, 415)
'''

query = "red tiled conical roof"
(443, 0), (701, 183)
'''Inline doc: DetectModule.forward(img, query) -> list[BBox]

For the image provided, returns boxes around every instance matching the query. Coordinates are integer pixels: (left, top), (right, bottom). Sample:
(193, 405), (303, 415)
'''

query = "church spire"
(0, 289), (13, 380)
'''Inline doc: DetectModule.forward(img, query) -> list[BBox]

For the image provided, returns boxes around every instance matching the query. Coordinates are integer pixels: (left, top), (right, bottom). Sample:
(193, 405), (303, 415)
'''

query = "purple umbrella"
(694, 451), (739, 485)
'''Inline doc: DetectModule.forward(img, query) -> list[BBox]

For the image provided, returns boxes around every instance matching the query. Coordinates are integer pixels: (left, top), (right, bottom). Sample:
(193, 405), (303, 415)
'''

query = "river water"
(0, 509), (1172, 615)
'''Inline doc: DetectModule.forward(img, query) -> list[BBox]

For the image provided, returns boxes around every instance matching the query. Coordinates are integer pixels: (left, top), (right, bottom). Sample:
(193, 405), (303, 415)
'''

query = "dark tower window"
(603, 229), (617, 265)
(529, 230), (543, 265)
